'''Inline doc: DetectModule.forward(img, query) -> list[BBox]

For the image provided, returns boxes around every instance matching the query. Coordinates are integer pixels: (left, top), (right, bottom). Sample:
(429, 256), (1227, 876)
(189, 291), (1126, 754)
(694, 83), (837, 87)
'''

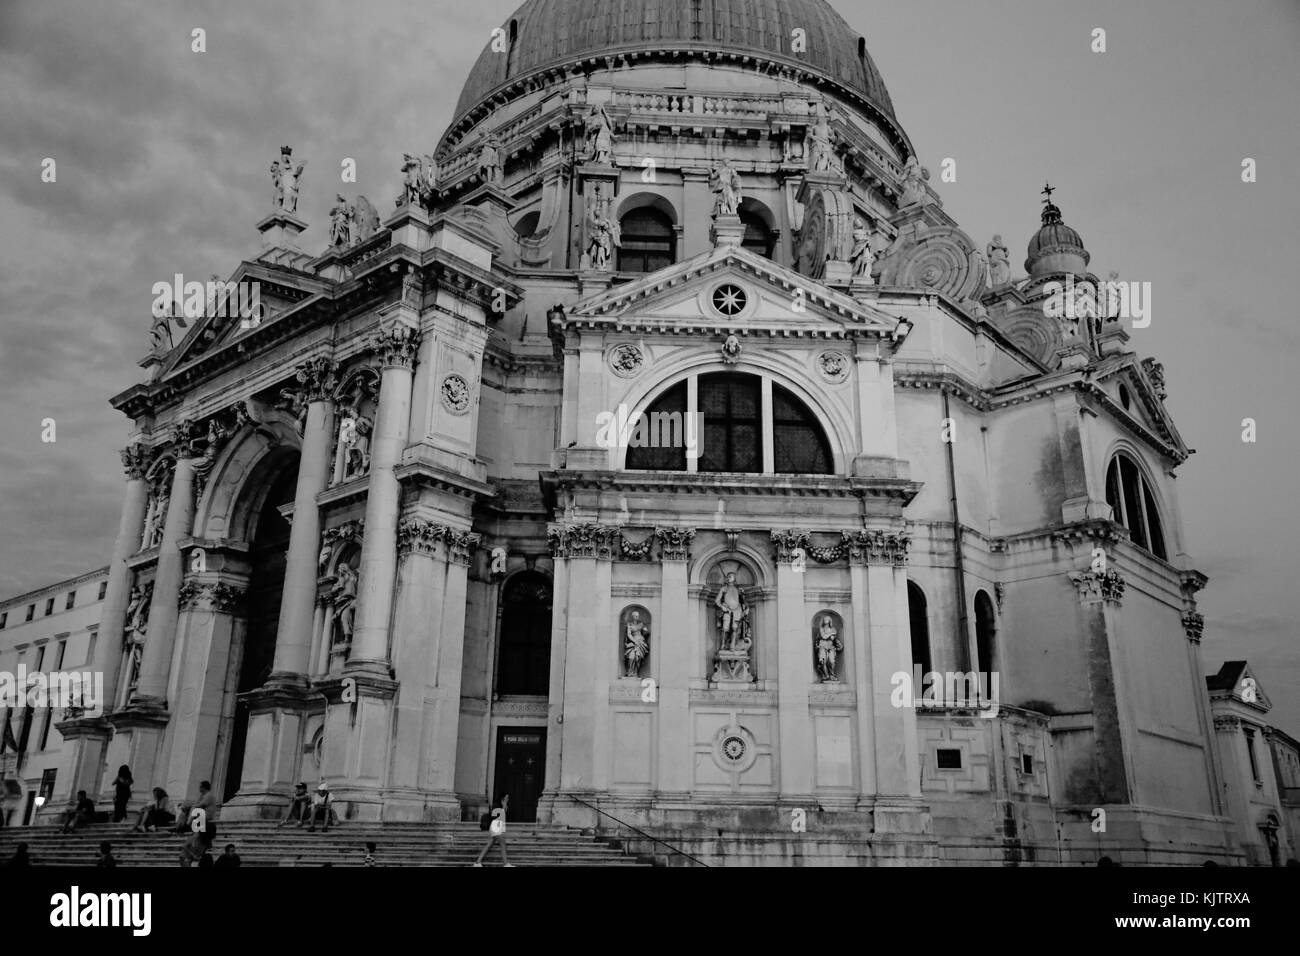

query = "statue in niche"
(623, 609), (650, 678)
(709, 161), (742, 218)
(123, 582), (152, 691)
(987, 235), (1011, 287)
(144, 478), (170, 549)
(815, 615), (843, 682)
(271, 146), (307, 214)
(715, 571), (750, 652)
(849, 218), (875, 278)
(330, 562), (358, 645)
(585, 197), (620, 271)
(585, 105), (615, 166)
(341, 414), (372, 479)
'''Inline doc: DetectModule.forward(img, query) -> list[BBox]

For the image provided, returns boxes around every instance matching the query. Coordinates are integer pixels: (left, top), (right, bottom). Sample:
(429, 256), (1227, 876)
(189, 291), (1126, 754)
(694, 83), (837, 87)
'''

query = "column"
(132, 444), (197, 705)
(50, 446), (152, 808)
(1068, 567), (1133, 802)
(270, 358), (337, 683)
(428, 530), (479, 804)
(348, 323), (420, 673)
(385, 520), (450, 818)
(655, 529), (694, 798)
(772, 531), (813, 801)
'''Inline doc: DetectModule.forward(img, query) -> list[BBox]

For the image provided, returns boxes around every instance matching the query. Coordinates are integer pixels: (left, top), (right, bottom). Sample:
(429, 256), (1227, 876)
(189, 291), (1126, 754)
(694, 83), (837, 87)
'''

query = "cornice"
(542, 469), (920, 503)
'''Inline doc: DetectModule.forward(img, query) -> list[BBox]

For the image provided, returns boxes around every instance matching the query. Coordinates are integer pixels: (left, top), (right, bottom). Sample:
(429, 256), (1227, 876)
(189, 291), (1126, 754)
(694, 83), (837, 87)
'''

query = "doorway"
(492, 727), (546, 823)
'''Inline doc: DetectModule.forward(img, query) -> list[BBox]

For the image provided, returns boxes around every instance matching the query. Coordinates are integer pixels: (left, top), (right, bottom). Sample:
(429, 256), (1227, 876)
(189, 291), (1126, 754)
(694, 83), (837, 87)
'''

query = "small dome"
(1025, 190), (1089, 277)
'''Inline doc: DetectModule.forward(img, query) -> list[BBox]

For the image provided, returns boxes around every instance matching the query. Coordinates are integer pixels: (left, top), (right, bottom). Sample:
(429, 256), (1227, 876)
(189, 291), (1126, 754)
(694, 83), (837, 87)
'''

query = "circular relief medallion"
(441, 374), (471, 414)
(721, 735), (747, 762)
(609, 343), (644, 377)
(712, 724), (758, 773)
(711, 283), (748, 317)
(818, 350), (849, 383)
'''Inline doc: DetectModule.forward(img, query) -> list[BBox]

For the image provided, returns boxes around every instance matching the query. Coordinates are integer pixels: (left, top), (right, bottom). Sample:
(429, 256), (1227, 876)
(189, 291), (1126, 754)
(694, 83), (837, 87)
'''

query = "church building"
(17, 0), (1289, 864)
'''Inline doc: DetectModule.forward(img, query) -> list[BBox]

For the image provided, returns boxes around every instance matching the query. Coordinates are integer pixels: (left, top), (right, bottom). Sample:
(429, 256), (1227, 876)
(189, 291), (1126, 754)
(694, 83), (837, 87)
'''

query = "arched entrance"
(492, 571), (552, 821)
(222, 462), (298, 800)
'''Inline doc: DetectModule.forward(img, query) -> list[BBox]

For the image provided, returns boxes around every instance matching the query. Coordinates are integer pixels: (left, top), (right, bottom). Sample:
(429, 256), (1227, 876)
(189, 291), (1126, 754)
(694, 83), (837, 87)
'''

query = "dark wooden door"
(493, 728), (546, 823)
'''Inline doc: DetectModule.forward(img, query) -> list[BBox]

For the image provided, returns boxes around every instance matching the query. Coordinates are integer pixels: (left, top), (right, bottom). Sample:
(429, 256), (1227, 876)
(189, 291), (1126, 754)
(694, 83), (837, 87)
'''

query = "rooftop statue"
(271, 146), (307, 214)
(709, 161), (742, 218)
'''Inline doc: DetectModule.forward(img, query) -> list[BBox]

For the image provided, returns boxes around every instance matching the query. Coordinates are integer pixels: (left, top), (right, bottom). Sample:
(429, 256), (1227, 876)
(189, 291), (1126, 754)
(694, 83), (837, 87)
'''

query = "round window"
(712, 283), (747, 317)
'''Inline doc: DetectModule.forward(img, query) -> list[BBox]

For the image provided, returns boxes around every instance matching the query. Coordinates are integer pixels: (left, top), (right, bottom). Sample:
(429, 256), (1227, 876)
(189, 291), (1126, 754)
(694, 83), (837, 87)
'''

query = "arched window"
(739, 208), (772, 258)
(618, 208), (674, 273)
(513, 210), (540, 238)
(625, 372), (832, 475)
(908, 582), (931, 676)
(497, 572), (552, 696)
(1104, 453), (1167, 559)
(974, 590), (996, 679)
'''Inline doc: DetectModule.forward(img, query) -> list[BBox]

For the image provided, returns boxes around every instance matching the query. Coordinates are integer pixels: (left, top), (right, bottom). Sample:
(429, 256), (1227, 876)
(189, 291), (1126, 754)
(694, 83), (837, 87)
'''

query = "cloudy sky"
(0, 0), (1296, 730)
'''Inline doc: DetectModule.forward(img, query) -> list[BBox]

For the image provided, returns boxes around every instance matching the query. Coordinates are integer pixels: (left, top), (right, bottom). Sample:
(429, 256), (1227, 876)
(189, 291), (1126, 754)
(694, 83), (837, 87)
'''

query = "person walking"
(111, 765), (133, 823)
(473, 794), (514, 867)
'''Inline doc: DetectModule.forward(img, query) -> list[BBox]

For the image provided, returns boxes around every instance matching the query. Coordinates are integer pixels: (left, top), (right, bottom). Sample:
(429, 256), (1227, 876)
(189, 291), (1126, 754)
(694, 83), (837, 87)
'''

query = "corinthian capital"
(654, 526), (696, 562)
(373, 322), (422, 369)
(840, 530), (910, 566)
(1068, 569), (1126, 607)
(770, 530), (810, 564)
(121, 444), (151, 480)
(296, 357), (339, 403)
(1181, 610), (1205, 643)
(397, 519), (448, 556)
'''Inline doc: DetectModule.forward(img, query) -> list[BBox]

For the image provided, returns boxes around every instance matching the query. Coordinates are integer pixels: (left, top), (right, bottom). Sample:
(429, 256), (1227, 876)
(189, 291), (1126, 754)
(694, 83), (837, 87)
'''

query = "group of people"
(279, 781), (337, 831)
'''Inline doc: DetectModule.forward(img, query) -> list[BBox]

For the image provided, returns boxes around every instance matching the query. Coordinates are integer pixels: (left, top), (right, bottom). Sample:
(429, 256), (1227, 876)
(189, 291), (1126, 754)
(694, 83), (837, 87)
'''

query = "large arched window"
(739, 208), (773, 258)
(617, 208), (674, 273)
(497, 572), (552, 696)
(1104, 453), (1167, 559)
(625, 372), (832, 475)
(974, 590), (996, 679)
(908, 581), (931, 676)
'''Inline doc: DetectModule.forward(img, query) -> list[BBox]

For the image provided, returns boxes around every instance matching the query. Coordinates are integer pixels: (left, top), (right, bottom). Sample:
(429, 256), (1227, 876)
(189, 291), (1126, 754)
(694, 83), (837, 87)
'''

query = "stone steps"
(0, 821), (653, 868)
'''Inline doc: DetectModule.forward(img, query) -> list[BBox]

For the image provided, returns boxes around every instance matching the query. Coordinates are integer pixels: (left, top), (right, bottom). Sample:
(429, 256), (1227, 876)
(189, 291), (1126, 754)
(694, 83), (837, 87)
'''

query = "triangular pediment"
(162, 262), (323, 374)
(564, 245), (902, 339)
(1209, 661), (1272, 712)
(1094, 354), (1187, 456)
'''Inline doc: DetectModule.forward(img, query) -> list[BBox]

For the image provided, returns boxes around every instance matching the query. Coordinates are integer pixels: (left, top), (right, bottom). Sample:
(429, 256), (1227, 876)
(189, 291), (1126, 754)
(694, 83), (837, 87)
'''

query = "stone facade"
(0, 0), (1289, 865)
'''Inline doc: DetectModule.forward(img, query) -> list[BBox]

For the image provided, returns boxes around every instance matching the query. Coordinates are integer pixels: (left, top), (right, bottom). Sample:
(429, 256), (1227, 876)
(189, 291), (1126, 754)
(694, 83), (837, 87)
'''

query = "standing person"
(110, 766), (133, 823)
(473, 794), (514, 867)
(214, 844), (241, 868)
(96, 842), (117, 868)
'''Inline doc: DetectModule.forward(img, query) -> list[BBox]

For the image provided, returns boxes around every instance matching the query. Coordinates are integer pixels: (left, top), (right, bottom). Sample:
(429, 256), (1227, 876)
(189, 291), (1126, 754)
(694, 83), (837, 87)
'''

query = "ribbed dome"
(1025, 195), (1089, 277)
(451, 0), (899, 130)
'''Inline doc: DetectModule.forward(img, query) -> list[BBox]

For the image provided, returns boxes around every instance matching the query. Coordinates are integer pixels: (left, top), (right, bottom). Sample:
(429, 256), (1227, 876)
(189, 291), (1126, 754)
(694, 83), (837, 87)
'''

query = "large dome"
(451, 0), (901, 139)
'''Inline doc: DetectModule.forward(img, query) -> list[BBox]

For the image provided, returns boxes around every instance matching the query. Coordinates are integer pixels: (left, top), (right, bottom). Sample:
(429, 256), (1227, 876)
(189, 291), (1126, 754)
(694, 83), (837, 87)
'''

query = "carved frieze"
(770, 530), (810, 563)
(840, 530), (910, 566)
(296, 357), (339, 404)
(548, 523), (621, 560)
